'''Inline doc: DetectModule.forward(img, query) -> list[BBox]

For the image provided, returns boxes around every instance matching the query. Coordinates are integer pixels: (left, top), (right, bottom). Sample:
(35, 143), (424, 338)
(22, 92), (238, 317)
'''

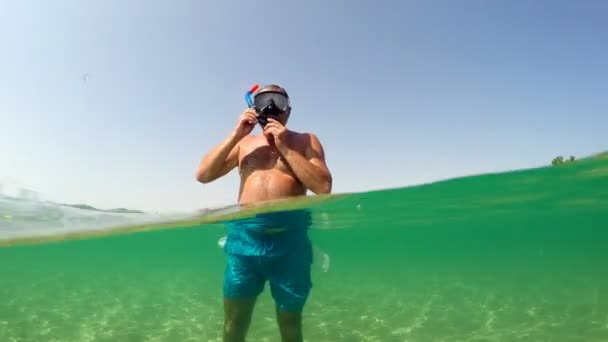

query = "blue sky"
(0, 0), (606, 213)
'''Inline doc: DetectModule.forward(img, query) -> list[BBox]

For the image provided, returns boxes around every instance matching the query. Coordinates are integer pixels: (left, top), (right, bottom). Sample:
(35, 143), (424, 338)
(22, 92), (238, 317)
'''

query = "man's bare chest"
(239, 144), (293, 174)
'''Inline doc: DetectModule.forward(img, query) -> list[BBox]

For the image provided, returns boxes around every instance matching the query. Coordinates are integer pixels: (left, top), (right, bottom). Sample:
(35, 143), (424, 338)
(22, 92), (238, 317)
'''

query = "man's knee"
(223, 298), (256, 339)
(224, 313), (252, 342)
(276, 310), (302, 328)
(276, 310), (303, 342)
(225, 312), (251, 328)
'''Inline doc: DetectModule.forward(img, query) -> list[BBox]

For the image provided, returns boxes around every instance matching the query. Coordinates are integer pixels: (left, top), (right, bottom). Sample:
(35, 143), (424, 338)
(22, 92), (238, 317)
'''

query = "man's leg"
(275, 307), (304, 342)
(223, 297), (257, 342)
(268, 247), (313, 342)
(223, 254), (265, 342)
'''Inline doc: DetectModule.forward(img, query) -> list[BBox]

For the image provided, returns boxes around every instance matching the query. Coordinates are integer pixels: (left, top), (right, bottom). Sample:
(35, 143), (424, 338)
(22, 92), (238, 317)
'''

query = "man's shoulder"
(287, 131), (325, 154)
(239, 134), (263, 145)
(288, 130), (321, 143)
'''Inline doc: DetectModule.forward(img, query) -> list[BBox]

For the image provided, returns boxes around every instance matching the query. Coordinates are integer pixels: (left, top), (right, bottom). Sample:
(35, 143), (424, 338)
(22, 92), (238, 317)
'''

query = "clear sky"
(1, 0), (606, 213)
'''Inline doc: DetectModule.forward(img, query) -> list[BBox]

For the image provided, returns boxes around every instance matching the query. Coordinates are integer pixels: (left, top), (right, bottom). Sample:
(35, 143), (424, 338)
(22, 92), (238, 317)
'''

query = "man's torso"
(223, 131), (314, 257)
(237, 131), (308, 205)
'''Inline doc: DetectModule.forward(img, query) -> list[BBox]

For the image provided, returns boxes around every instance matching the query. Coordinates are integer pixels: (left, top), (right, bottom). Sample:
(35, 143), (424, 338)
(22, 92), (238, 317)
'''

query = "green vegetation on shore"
(551, 155), (576, 166)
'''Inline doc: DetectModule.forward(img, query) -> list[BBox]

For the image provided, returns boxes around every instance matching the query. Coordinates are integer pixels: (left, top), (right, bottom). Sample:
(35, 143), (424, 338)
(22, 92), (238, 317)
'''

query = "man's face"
(265, 107), (290, 126)
(254, 86), (291, 126)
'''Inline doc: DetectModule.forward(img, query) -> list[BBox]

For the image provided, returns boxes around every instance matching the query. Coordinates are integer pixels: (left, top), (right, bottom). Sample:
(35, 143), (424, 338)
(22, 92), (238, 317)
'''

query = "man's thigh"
(223, 254), (266, 300)
(267, 247), (313, 313)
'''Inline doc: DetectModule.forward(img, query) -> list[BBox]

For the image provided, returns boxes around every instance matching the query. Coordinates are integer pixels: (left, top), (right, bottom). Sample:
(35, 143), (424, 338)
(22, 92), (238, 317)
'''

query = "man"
(195, 84), (332, 342)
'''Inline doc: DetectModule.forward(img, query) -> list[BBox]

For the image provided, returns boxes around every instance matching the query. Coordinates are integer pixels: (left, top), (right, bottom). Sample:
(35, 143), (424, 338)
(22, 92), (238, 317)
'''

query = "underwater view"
(1, 153), (607, 341)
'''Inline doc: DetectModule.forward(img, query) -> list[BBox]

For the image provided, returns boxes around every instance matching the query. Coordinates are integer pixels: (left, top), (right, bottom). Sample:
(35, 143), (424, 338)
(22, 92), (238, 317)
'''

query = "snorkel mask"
(245, 84), (290, 128)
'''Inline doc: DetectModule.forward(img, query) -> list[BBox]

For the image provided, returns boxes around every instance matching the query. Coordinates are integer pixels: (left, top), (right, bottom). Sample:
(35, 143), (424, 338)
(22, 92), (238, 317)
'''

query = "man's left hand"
(263, 118), (289, 152)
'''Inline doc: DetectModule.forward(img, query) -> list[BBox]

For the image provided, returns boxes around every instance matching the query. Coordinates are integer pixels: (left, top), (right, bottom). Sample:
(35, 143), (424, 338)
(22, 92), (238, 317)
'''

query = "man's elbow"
(195, 169), (212, 184)
(315, 176), (332, 194)
(317, 184), (332, 194)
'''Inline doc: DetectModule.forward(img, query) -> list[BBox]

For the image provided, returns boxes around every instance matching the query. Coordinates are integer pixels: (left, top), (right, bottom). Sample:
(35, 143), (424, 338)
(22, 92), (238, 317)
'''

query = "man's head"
(253, 84), (291, 126)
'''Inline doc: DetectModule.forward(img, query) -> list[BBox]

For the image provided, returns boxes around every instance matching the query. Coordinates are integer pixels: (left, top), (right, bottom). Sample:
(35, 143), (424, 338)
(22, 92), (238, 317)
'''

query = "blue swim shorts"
(221, 209), (314, 312)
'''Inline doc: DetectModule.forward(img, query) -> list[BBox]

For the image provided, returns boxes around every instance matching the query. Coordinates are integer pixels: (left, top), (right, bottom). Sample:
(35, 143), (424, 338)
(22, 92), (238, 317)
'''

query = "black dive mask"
(253, 91), (290, 127)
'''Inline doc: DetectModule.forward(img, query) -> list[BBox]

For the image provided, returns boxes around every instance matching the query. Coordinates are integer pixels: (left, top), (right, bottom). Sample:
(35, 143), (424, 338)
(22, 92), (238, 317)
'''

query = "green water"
(1, 154), (608, 341)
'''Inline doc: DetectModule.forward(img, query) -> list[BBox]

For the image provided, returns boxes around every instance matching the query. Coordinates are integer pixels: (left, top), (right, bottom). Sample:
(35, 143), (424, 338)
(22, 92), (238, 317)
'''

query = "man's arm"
(195, 133), (240, 183)
(280, 133), (332, 194)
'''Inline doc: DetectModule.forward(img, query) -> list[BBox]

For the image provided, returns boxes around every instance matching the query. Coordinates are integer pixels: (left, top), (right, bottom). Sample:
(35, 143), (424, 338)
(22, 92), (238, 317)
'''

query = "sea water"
(1, 154), (607, 341)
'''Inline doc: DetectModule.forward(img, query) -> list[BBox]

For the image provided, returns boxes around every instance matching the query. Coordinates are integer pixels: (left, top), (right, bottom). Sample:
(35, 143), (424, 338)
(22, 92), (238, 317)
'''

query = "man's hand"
(275, 131), (333, 194)
(232, 109), (258, 140)
(263, 118), (289, 152)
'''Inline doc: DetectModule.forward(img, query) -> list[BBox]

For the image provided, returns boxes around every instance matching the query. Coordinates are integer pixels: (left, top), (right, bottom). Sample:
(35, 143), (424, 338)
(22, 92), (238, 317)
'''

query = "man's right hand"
(232, 109), (258, 140)
(197, 109), (255, 183)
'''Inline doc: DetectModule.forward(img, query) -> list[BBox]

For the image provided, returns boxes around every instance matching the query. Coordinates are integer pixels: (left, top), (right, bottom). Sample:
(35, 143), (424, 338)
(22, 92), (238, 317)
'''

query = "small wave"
(0, 195), (170, 241)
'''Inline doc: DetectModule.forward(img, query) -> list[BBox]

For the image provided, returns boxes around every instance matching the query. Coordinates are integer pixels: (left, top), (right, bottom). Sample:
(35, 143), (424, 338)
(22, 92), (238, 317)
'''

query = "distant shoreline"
(60, 203), (145, 214)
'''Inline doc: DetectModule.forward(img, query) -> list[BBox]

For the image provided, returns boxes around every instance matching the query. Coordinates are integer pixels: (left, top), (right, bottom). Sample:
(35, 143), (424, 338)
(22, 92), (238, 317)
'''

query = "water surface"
(1, 154), (607, 341)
